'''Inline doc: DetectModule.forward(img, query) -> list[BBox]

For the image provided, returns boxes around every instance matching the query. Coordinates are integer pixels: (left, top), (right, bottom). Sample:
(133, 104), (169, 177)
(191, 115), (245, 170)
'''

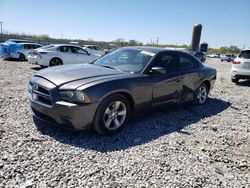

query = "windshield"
(93, 48), (154, 73)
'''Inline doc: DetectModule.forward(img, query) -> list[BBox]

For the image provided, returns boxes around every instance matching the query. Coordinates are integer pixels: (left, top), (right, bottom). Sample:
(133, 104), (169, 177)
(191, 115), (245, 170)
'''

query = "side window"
(155, 53), (177, 73)
(23, 44), (28, 49)
(179, 54), (199, 71)
(58, 46), (72, 53)
(73, 47), (88, 55)
(27, 44), (32, 49)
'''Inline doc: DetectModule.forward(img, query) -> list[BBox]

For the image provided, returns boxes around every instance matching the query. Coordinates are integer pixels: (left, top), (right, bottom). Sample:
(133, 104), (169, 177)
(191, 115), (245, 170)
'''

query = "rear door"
(177, 52), (203, 102)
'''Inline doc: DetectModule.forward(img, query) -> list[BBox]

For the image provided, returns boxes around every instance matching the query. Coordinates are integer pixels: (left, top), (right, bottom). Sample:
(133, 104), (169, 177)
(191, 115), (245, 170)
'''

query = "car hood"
(35, 64), (131, 89)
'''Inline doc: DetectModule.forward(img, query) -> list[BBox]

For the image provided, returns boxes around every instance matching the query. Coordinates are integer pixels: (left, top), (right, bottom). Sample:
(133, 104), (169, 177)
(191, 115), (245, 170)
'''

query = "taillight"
(33, 51), (47, 59)
(233, 61), (241, 64)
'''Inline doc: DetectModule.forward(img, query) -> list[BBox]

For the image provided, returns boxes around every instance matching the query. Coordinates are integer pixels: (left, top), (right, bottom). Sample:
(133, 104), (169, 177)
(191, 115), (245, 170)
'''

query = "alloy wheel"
(103, 101), (127, 130)
(197, 85), (207, 104)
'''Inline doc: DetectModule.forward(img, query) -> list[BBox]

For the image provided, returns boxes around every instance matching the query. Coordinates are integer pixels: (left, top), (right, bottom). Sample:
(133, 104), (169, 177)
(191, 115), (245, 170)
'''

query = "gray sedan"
(29, 46), (216, 135)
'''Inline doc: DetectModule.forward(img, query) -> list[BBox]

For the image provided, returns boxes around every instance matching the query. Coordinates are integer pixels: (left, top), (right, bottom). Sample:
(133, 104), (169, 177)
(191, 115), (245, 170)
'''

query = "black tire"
(231, 78), (239, 83)
(93, 94), (131, 135)
(49, 58), (63, 66)
(19, 53), (26, 61)
(194, 83), (208, 105)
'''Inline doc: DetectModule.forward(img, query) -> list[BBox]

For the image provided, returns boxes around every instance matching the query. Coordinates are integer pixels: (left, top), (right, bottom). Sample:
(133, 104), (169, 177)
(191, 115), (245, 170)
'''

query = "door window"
(58, 46), (72, 53)
(179, 54), (199, 71)
(154, 53), (177, 73)
(72, 47), (88, 55)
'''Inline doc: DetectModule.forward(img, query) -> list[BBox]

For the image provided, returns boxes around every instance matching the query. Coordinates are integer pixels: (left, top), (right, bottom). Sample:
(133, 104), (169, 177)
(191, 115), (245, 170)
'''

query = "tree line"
(1, 32), (242, 54)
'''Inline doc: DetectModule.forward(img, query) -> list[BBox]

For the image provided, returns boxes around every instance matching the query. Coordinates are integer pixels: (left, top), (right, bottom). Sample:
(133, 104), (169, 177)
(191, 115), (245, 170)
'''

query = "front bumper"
(29, 97), (98, 130)
(28, 77), (99, 130)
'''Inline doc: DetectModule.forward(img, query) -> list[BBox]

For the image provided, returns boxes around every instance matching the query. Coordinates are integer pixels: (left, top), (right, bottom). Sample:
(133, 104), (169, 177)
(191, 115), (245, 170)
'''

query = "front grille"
(37, 86), (50, 95)
(30, 83), (53, 107)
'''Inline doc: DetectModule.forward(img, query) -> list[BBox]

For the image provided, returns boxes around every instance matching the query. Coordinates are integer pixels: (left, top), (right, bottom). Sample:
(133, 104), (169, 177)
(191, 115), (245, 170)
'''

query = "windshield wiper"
(99, 65), (121, 71)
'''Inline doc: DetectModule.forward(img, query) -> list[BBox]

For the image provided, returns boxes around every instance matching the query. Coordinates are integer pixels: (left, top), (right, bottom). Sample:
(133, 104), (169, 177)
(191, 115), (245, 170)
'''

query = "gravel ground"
(0, 58), (249, 188)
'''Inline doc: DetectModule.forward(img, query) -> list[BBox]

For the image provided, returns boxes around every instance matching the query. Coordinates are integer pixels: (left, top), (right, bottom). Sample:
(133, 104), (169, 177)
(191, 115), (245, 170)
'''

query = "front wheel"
(93, 94), (130, 135)
(194, 83), (208, 105)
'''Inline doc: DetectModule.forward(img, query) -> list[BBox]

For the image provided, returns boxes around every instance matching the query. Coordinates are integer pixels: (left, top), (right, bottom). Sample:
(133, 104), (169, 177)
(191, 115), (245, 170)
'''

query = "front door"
(150, 52), (183, 108)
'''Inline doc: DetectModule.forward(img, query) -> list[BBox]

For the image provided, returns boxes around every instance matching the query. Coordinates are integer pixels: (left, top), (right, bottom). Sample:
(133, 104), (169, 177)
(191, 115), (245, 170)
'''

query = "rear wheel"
(49, 58), (63, 66)
(93, 94), (130, 135)
(231, 78), (239, 83)
(19, 53), (26, 61)
(194, 83), (208, 105)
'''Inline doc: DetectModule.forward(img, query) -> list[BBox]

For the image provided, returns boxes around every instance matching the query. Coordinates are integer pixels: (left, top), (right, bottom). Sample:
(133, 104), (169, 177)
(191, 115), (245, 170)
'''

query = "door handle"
(175, 79), (182, 83)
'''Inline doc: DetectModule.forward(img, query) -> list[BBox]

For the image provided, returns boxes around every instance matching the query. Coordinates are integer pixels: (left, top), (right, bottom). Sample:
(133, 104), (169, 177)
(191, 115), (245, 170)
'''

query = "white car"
(17, 43), (43, 61)
(0, 42), (42, 61)
(83, 45), (105, 57)
(221, 54), (236, 62)
(206, 53), (218, 58)
(28, 44), (98, 66)
(231, 49), (250, 83)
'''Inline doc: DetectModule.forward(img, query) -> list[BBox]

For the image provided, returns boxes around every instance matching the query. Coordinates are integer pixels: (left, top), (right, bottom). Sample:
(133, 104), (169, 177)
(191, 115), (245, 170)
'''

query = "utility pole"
(0, 21), (3, 42)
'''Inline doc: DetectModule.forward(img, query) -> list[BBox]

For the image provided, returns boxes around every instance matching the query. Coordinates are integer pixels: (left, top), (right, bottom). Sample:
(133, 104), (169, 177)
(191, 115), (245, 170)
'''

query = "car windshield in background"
(93, 48), (154, 73)
(239, 50), (250, 59)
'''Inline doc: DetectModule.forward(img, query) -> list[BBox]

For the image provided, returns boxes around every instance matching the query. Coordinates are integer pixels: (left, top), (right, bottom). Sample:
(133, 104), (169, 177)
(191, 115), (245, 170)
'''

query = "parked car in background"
(28, 44), (98, 66)
(17, 43), (43, 61)
(190, 51), (206, 62)
(207, 53), (220, 58)
(0, 42), (42, 60)
(231, 49), (250, 83)
(83, 45), (105, 57)
(220, 54), (236, 62)
(28, 46), (216, 135)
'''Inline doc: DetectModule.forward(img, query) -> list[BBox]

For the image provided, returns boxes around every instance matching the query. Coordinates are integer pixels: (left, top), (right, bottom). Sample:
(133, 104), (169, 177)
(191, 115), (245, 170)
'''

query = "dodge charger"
(28, 46), (216, 135)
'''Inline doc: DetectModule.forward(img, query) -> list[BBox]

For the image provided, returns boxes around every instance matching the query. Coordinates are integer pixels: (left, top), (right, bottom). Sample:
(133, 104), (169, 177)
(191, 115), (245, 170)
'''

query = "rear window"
(239, 50), (250, 59)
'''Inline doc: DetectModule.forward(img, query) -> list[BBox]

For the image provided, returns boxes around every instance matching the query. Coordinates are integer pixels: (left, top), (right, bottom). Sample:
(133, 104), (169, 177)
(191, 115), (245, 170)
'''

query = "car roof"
(121, 46), (190, 54)
(19, 42), (42, 45)
(54, 44), (83, 48)
(121, 46), (171, 53)
(84, 45), (98, 47)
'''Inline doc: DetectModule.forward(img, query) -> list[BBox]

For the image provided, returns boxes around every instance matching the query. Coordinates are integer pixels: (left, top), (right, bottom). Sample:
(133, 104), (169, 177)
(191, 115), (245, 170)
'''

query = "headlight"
(28, 82), (33, 93)
(59, 90), (92, 103)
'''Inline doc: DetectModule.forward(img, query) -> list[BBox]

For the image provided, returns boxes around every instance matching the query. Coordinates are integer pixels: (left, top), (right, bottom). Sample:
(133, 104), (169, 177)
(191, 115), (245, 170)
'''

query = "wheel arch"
(98, 90), (135, 115)
(203, 80), (211, 92)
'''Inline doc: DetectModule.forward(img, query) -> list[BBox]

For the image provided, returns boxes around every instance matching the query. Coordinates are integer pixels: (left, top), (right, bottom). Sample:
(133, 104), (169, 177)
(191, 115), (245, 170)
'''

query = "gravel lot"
(0, 58), (249, 187)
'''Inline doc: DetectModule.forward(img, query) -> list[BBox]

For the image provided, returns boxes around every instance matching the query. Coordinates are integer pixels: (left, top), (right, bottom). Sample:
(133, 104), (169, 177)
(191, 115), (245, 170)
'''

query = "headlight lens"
(28, 82), (33, 93)
(59, 90), (91, 103)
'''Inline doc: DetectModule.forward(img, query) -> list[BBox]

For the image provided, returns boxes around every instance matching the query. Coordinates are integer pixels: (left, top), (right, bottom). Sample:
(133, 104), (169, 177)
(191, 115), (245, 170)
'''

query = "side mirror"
(87, 51), (91, 56)
(149, 67), (166, 75)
